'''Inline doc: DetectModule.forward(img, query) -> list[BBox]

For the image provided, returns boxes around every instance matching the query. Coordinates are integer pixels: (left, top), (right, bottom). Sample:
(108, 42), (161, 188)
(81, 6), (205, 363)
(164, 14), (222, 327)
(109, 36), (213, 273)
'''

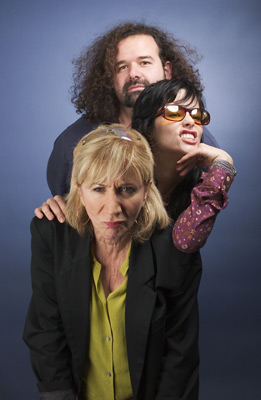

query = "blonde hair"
(66, 124), (170, 241)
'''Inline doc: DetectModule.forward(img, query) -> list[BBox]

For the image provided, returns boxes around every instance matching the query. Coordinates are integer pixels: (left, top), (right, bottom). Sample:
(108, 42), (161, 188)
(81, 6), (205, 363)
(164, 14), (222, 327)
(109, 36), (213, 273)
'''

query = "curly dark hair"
(70, 22), (203, 123)
(132, 79), (204, 220)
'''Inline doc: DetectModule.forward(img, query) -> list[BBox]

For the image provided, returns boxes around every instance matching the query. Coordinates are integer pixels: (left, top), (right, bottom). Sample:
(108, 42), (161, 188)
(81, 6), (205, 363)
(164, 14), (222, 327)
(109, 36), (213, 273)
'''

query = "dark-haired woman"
(132, 79), (236, 252)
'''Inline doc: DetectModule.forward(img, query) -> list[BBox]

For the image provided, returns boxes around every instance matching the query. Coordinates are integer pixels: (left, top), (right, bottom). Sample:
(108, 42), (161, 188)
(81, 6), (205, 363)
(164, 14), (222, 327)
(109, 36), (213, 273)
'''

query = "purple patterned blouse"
(172, 164), (235, 253)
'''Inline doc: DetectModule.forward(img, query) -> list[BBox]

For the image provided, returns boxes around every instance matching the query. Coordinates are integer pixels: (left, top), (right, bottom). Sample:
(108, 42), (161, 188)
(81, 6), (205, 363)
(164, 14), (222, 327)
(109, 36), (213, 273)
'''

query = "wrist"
(213, 152), (233, 164)
(212, 159), (237, 176)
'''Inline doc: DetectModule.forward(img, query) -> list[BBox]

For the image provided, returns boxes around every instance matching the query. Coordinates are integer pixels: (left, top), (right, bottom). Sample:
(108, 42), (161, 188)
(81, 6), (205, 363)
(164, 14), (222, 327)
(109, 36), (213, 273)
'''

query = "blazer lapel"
(59, 227), (92, 379)
(125, 239), (156, 397)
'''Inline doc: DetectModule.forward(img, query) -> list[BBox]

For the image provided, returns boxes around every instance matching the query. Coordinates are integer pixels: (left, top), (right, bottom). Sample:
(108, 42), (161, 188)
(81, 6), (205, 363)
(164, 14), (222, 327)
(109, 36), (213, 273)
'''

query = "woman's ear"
(144, 180), (152, 204)
(75, 181), (81, 193)
(75, 182), (84, 205)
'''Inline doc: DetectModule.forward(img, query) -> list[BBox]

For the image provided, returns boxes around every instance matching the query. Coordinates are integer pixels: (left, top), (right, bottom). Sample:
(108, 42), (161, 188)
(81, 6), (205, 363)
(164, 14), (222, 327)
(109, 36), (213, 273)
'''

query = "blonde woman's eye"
(93, 186), (105, 193)
(119, 186), (136, 195)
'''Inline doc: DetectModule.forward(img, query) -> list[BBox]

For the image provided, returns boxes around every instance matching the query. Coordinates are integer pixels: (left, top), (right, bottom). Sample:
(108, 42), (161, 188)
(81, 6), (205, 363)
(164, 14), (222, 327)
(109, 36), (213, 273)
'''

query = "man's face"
(114, 34), (172, 108)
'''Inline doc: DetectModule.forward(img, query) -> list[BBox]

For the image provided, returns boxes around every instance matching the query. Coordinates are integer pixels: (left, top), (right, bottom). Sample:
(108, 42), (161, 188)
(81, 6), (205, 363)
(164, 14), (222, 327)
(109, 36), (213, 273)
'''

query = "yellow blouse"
(80, 246), (133, 400)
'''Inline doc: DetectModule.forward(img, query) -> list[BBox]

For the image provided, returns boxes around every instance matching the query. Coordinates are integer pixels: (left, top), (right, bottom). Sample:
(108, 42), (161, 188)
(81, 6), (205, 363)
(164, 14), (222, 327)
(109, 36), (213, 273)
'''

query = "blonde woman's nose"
(104, 190), (122, 215)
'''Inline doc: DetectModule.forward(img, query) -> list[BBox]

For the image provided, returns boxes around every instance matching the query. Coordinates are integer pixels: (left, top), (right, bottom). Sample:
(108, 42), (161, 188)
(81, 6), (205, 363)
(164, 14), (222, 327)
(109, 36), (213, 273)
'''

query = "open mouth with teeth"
(180, 131), (198, 144)
(181, 133), (195, 140)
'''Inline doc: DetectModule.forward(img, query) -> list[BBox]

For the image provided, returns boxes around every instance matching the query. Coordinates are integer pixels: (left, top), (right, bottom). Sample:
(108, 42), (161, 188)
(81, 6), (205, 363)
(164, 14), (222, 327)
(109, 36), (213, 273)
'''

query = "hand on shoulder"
(34, 195), (66, 223)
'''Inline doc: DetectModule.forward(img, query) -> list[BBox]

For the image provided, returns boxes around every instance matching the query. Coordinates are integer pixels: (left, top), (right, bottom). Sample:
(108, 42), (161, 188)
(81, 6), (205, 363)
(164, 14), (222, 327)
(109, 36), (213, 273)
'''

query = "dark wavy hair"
(70, 22), (203, 122)
(132, 79), (204, 220)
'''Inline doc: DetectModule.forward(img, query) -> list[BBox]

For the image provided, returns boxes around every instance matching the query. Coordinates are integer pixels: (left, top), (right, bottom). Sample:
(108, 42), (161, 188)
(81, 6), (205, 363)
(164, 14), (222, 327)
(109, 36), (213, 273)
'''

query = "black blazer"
(24, 217), (202, 400)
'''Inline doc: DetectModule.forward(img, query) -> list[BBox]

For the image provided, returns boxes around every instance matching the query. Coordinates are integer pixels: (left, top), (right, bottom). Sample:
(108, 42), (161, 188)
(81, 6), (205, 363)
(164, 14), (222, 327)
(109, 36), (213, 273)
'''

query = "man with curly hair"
(46, 22), (218, 198)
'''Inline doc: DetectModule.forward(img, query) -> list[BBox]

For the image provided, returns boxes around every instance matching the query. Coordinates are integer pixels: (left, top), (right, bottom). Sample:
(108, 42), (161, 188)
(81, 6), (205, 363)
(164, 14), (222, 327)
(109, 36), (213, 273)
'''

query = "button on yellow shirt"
(80, 246), (133, 400)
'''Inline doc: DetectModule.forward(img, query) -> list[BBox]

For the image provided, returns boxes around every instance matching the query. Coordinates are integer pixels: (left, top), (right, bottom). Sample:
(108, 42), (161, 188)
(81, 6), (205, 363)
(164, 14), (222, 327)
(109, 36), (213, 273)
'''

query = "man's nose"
(128, 64), (141, 80)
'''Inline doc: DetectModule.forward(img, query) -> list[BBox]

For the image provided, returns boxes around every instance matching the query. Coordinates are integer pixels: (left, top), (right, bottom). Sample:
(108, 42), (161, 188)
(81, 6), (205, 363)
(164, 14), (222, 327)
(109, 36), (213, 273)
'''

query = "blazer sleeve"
(23, 218), (76, 398)
(156, 253), (202, 400)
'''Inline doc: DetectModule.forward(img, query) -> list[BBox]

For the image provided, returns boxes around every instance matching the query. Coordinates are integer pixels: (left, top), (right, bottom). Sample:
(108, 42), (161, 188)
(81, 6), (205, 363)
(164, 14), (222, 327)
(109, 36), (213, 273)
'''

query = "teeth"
(181, 133), (194, 140)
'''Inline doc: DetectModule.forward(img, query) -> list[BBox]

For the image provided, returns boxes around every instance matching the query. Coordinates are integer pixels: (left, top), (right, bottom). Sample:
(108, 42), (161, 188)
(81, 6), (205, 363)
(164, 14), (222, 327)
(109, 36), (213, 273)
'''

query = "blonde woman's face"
(78, 170), (149, 244)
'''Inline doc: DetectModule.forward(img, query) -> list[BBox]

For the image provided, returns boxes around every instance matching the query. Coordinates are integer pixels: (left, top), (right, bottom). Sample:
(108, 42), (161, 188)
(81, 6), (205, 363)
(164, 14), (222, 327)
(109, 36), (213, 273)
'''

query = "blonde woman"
(24, 125), (202, 400)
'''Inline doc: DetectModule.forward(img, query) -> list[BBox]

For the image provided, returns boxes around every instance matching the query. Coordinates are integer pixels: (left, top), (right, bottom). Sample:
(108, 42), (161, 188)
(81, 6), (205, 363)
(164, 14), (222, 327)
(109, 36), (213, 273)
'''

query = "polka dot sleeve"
(172, 164), (235, 253)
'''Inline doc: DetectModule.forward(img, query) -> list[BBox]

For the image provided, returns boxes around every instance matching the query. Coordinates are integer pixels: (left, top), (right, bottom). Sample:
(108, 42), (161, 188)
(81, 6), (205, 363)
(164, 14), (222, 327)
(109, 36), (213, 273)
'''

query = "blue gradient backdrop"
(1, 0), (260, 399)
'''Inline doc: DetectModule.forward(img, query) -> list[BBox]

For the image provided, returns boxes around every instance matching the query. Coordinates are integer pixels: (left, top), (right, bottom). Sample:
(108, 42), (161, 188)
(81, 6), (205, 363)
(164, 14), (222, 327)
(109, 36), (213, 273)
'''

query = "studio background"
(1, 0), (260, 399)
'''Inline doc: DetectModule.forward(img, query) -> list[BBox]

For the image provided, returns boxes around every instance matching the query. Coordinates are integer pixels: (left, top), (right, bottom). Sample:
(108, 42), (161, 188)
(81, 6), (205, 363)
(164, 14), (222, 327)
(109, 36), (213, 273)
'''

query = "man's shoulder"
(202, 127), (219, 148)
(54, 115), (98, 146)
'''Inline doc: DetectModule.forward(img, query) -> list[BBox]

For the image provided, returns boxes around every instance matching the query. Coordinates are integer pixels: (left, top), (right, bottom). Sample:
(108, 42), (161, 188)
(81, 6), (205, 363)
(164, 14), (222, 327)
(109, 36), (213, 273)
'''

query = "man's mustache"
(123, 79), (150, 94)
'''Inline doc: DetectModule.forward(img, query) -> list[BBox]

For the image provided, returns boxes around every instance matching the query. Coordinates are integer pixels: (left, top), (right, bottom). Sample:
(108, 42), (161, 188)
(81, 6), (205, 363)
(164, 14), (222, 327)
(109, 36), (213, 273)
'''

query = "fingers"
(34, 196), (66, 223)
(177, 152), (206, 166)
(53, 195), (67, 215)
(34, 207), (44, 219)
(176, 159), (197, 177)
(176, 145), (214, 176)
(176, 152), (207, 176)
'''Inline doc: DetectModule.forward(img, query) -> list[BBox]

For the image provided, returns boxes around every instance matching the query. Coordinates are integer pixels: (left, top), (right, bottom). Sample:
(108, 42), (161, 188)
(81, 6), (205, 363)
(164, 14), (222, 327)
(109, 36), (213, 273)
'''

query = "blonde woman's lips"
(104, 221), (124, 228)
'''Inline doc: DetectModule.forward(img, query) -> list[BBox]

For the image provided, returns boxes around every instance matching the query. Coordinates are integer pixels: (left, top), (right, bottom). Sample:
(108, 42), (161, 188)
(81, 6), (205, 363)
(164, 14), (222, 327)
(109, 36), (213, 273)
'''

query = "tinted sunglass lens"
(201, 111), (210, 125)
(189, 109), (210, 125)
(190, 109), (203, 124)
(165, 105), (184, 121)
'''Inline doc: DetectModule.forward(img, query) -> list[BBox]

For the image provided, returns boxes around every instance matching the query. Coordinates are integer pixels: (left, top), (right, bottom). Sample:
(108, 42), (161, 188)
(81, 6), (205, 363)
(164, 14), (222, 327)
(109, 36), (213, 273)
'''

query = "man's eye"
(141, 61), (150, 65)
(117, 65), (127, 72)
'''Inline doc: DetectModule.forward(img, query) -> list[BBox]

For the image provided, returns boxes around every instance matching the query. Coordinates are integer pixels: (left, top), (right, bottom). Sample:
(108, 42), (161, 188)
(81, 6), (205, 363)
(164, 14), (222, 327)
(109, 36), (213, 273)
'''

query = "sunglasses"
(155, 104), (210, 126)
(82, 127), (141, 145)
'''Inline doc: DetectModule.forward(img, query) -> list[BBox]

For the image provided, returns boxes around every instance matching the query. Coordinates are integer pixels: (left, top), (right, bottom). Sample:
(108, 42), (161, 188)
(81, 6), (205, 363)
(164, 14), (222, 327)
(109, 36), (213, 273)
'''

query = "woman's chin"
(180, 141), (199, 154)
(97, 228), (130, 244)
